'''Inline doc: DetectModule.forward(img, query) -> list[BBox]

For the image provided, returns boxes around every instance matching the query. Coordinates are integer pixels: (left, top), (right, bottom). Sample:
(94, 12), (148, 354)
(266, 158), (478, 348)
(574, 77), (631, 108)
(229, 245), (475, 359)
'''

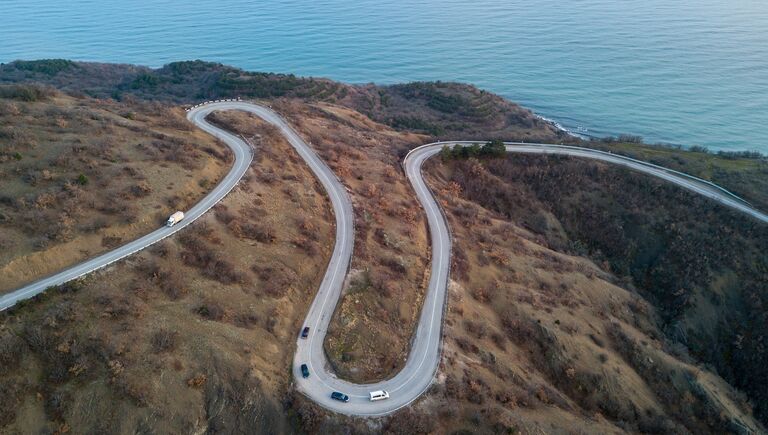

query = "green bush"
(12, 59), (76, 76)
(130, 72), (160, 89)
(440, 140), (506, 160)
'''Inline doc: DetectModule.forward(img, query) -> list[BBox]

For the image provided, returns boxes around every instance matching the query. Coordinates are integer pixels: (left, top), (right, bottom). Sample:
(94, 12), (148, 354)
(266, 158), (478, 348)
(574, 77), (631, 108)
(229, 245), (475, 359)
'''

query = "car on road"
(300, 364), (309, 378)
(369, 390), (390, 401)
(301, 326), (310, 338)
(330, 392), (349, 402)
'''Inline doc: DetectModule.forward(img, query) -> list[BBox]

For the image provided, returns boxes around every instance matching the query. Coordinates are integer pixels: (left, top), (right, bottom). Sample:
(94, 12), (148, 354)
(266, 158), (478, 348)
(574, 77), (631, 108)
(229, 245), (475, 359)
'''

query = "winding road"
(2, 101), (767, 417)
(0, 101), (254, 311)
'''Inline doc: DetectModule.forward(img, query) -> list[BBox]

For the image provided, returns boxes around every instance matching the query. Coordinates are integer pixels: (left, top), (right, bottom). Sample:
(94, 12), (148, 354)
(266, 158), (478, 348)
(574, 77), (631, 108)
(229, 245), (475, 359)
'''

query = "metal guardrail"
(416, 140), (753, 207)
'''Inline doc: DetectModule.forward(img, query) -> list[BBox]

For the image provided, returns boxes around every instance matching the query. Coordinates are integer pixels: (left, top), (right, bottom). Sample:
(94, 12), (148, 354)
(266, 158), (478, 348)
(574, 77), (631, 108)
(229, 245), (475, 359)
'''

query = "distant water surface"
(2, 0), (767, 151)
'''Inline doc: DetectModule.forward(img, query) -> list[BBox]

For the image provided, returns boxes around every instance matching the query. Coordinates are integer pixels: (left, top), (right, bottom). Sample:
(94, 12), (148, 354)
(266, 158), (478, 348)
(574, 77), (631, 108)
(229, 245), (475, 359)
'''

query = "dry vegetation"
(2, 61), (766, 434)
(209, 104), (434, 382)
(409, 154), (766, 433)
(0, 59), (566, 143)
(0, 114), (334, 433)
(0, 86), (229, 293)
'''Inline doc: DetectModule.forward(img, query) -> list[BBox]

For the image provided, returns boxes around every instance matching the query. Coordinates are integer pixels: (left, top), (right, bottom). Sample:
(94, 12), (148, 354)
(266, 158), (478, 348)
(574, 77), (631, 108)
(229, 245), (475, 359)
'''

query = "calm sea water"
(2, 0), (767, 151)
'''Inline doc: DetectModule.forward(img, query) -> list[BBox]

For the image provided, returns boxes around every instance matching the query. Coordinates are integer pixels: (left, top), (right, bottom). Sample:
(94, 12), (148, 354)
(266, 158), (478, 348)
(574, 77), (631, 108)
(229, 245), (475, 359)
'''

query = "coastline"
(533, 112), (590, 141)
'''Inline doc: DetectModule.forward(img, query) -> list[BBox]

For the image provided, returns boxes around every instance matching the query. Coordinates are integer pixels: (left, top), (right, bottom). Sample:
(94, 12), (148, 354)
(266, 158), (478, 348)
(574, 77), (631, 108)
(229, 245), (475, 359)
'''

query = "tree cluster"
(439, 140), (506, 160)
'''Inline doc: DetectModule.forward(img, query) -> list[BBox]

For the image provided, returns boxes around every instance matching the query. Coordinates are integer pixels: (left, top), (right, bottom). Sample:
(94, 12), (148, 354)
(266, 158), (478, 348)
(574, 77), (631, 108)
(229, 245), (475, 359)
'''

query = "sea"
(2, 0), (767, 151)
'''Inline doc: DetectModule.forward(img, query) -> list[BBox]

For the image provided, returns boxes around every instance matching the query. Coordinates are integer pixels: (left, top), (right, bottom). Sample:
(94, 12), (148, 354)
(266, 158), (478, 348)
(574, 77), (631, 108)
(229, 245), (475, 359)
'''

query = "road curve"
(2, 102), (767, 418)
(296, 139), (768, 416)
(0, 101), (254, 311)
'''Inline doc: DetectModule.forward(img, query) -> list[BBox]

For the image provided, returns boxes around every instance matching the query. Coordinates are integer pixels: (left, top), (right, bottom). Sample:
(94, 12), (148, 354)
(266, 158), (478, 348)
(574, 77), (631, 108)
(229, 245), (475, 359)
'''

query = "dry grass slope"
(0, 112), (334, 434)
(0, 89), (229, 293)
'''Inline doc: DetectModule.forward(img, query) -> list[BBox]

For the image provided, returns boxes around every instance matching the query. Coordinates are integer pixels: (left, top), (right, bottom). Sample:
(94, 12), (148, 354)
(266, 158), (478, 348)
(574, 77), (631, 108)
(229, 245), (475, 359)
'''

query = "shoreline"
(532, 112), (590, 141)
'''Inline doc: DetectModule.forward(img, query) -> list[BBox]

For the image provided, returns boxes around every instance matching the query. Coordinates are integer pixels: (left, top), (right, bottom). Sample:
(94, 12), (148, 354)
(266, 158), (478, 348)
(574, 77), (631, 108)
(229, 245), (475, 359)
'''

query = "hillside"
(0, 109), (335, 433)
(0, 59), (565, 143)
(425, 152), (767, 432)
(0, 85), (229, 293)
(0, 60), (766, 434)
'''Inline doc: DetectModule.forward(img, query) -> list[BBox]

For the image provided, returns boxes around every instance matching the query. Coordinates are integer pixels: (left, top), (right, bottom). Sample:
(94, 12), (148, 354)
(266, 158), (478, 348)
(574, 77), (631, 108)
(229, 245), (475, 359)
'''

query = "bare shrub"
(96, 294), (144, 319)
(381, 256), (407, 276)
(129, 181), (152, 197)
(297, 218), (319, 241)
(463, 320), (487, 339)
(0, 380), (22, 427)
(451, 246), (470, 281)
(158, 268), (187, 300)
(44, 391), (70, 422)
(0, 331), (25, 369)
(490, 331), (507, 350)
(149, 241), (170, 258)
(214, 205), (235, 224)
(150, 329), (178, 353)
(179, 235), (246, 285)
(196, 300), (225, 321)
(455, 336), (479, 354)
(229, 221), (274, 243)
(101, 235), (122, 248)
(293, 237), (318, 256)
(252, 265), (293, 298)
(383, 409), (435, 435)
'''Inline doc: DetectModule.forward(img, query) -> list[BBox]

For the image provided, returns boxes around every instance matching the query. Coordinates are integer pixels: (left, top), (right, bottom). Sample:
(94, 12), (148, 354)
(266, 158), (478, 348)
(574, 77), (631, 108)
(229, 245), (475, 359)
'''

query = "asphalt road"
(2, 102), (767, 417)
(293, 140), (768, 417)
(0, 101), (253, 311)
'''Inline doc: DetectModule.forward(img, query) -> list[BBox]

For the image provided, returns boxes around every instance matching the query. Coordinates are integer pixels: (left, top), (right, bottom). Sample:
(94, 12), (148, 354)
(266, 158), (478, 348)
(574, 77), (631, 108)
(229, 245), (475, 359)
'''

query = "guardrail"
(184, 97), (243, 112)
(410, 140), (752, 208)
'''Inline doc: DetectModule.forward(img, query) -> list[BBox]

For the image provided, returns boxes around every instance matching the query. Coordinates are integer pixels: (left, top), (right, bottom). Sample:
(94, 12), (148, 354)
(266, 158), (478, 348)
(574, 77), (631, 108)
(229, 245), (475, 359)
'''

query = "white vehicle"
(166, 211), (185, 227)
(369, 390), (390, 401)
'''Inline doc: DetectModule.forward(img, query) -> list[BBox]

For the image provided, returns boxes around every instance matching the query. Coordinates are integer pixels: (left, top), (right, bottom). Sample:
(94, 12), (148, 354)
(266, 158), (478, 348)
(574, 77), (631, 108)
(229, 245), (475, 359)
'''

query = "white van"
(369, 390), (390, 401)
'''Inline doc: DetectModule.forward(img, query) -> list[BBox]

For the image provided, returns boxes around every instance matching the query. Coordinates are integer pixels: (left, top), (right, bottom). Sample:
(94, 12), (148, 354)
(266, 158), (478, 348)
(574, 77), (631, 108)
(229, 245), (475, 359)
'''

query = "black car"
(300, 364), (309, 378)
(330, 391), (349, 402)
(301, 326), (310, 338)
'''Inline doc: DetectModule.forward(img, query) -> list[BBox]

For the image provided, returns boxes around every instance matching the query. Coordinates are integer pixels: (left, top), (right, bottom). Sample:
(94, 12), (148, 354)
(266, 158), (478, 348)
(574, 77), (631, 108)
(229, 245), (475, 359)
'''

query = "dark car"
(330, 391), (349, 402)
(300, 364), (309, 378)
(301, 326), (310, 338)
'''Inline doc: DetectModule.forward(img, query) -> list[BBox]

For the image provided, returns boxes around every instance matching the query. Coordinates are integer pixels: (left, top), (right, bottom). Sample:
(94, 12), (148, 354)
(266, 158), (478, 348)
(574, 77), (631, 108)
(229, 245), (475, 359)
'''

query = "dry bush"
(178, 233), (247, 285)
(234, 312), (260, 329)
(297, 217), (319, 241)
(149, 241), (170, 258)
(0, 380), (23, 428)
(252, 265), (293, 298)
(229, 221), (274, 243)
(490, 331), (506, 351)
(381, 256), (407, 276)
(470, 286), (496, 304)
(451, 246), (470, 281)
(21, 324), (56, 359)
(257, 168), (278, 184)
(214, 204), (235, 224)
(101, 235), (122, 248)
(293, 237), (318, 256)
(150, 328), (178, 353)
(196, 300), (225, 321)
(463, 320), (487, 339)
(157, 268), (187, 300)
(44, 390), (70, 422)
(96, 294), (144, 319)
(129, 181), (152, 197)
(455, 336), (479, 354)
(0, 331), (25, 369)
(383, 409), (435, 435)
